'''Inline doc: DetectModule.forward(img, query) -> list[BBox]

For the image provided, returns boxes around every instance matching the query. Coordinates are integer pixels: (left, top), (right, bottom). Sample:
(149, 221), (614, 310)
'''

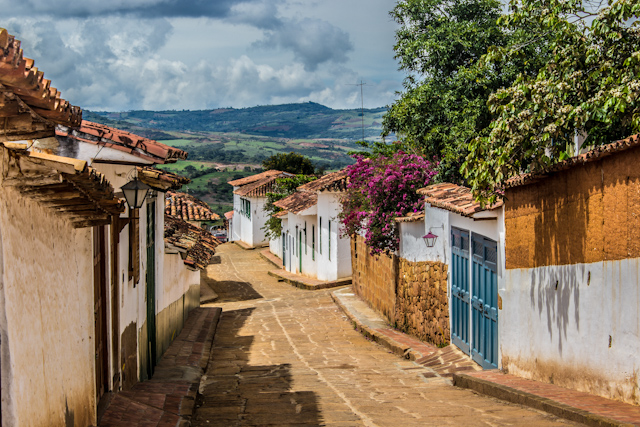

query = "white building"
(416, 183), (504, 369)
(271, 171), (352, 282)
(228, 170), (293, 248)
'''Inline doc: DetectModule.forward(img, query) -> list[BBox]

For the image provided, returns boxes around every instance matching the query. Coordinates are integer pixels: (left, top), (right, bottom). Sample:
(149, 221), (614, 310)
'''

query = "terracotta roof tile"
(272, 191), (318, 215)
(417, 183), (502, 217)
(228, 170), (286, 187)
(224, 211), (234, 220)
(274, 210), (289, 219)
(56, 121), (188, 164)
(233, 171), (294, 197)
(394, 212), (425, 223)
(164, 215), (220, 270)
(298, 170), (348, 192)
(165, 191), (219, 222)
(0, 28), (82, 141)
(138, 166), (189, 191)
(505, 134), (640, 188)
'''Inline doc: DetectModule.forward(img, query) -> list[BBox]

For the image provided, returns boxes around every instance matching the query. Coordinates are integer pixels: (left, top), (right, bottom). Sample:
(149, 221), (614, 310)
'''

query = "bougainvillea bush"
(339, 151), (437, 255)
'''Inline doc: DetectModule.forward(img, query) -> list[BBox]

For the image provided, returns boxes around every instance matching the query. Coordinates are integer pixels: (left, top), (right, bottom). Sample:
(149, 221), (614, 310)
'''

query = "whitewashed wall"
(317, 192), (351, 281)
(501, 259), (640, 404)
(398, 219), (429, 262)
(0, 184), (96, 427)
(281, 213), (317, 278)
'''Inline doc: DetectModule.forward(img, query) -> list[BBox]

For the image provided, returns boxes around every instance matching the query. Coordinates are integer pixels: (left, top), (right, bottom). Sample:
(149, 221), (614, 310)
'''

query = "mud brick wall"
(351, 235), (397, 323)
(351, 235), (450, 346)
(395, 259), (449, 346)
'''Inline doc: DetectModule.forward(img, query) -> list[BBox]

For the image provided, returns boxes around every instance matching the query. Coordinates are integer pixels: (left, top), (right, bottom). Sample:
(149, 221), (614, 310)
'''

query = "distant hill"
(84, 102), (388, 140)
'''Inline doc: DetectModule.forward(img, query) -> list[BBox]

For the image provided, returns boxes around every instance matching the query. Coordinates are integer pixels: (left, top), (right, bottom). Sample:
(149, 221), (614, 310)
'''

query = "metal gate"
(471, 235), (499, 369)
(451, 228), (470, 354)
(451, 228), (498, 369)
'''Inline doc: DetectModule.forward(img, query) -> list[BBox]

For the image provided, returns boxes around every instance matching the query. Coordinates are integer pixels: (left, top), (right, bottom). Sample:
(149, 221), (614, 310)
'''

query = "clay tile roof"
(272, 191), (318, 215)
(394, 212), (425, 223)
(298, 170), (348, 192)
(417, 183), (502, 217)
(233, 171), (294, 197)
(138, 166), (189, 191)
(224, 211), (234, 220)
(505, 134), (640, 188)
(1, 142), (124, 228)
(274, 210), (289, 219)
(56, 121), (188, 164)
(165, 190), (219, 222)
(164, 215), (220, 270)
(0, 28), (82, 141)
(228, 170), (286, 187)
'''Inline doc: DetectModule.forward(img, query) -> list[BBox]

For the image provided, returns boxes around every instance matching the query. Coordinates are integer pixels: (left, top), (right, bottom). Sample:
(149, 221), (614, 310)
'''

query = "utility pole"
(348, 81), (366, 141)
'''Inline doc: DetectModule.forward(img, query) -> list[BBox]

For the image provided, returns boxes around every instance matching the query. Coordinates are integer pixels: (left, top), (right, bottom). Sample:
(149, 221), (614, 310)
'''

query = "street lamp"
(422, 231), (438, 248)
(121, 176), (151, 210)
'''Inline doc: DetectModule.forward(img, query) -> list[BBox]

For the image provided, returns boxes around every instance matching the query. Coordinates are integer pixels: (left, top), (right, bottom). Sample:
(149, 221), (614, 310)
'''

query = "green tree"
(463, 0), (640, 202)
(262, 152), (317, 174)
(261, 175), (317, 239)
(380, 0), (551, 182)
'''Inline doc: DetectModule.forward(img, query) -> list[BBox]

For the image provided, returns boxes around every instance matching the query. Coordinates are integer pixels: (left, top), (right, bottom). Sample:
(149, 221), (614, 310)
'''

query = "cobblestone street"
(193, 243), (575, 426)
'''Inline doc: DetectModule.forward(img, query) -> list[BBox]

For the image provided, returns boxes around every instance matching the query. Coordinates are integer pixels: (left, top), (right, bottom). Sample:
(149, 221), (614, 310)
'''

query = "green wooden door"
(146, 201), (157, 378)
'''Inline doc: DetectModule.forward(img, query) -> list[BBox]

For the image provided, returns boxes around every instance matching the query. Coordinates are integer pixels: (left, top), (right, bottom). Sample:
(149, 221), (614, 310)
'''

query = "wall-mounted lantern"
(422, 231), (438, 248)
(121, 176), (151, 211)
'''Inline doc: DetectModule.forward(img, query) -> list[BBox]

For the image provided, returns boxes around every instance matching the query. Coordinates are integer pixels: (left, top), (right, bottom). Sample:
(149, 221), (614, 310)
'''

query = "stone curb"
(453, 373), (634, 427)
(233, 241), (267, 251)
(329, 290), (421, 361)
(259, 250), (282, 269)
(268, 270), (352, 291)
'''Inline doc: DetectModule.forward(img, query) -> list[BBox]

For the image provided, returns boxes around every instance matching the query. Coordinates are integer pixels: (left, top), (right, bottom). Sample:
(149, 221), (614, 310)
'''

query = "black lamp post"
(121, 176), (151, 211)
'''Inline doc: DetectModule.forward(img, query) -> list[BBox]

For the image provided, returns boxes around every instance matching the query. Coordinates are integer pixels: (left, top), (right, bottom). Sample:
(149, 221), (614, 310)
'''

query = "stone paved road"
(193, 243), (576, 426)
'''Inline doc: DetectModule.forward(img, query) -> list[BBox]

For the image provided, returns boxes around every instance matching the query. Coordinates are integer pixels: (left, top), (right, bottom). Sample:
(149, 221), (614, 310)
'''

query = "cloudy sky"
(1, 0), (403, 112)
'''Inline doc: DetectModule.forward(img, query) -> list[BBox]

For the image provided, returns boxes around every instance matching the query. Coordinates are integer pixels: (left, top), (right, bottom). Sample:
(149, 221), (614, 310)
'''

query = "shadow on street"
(192, 308), (323, 426)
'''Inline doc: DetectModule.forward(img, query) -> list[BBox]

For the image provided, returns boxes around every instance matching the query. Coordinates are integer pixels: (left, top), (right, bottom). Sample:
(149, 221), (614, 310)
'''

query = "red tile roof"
(417, 183), (502, 217)
(298, 170), (348, 192)
(394, 212), (425, 223)
(228, 170), (287, 187)
(56, 121), (188, 164)
(224, 211), (234, 220)
(165, 191), (219, 222)
(233, 171), (294, 197)
(505, 134), (640, 188)
(272, 191), (318, 215)
(164, 215), (220, 270)
(0, 28), (82, 140)
(138, 166), (189, 191)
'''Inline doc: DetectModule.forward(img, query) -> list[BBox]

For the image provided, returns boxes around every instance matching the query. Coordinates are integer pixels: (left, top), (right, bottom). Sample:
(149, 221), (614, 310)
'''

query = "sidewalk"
(99, 307), (221, 427)
(261, 249), (352, 290)
(332, 286), (640, 427)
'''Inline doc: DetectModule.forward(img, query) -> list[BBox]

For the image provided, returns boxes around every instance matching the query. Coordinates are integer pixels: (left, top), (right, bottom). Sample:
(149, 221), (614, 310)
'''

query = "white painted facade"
(501, 258), (640, 404)
(232, 190), (269, 247)
(316, 192), (351, 281)
(420, 202), (505, 366)
(280, 211), (318, 278)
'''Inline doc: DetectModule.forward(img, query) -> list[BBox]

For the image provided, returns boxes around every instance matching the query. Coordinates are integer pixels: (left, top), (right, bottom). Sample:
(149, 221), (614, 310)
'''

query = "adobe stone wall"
(396, 259), (449, 346)
(351, 235), (397, 323)
(351, 235), (450, 346)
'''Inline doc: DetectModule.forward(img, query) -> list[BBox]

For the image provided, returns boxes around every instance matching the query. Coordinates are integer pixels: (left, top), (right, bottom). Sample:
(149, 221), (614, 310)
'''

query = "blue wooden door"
(451, 228), (470, 354)
(471, 235), (499, 369)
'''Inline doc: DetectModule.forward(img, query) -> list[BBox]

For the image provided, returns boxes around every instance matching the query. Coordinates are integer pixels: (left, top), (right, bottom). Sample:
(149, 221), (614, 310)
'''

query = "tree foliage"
(381, 0), (551, 182)
(463, 0), (640, 202)
(262, 175), (317, 240)
(262, 152), (318, 175)
(339, 152), (437, 255)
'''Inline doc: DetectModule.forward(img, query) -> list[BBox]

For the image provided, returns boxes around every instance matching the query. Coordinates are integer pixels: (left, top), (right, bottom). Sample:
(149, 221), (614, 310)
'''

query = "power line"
(347, 80), (366, 141)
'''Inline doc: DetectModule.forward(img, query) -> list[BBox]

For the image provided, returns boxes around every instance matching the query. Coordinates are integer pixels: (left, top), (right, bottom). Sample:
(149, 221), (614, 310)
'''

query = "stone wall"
(396, 259), (449, 346)
(351, 235), (450, 346)
(351, 235), (397, 323)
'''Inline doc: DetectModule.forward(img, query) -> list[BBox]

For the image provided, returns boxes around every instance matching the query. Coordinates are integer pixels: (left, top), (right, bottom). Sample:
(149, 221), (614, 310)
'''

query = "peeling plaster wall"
(503, 147), (640, 404)
(0, 184), (95, 427)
